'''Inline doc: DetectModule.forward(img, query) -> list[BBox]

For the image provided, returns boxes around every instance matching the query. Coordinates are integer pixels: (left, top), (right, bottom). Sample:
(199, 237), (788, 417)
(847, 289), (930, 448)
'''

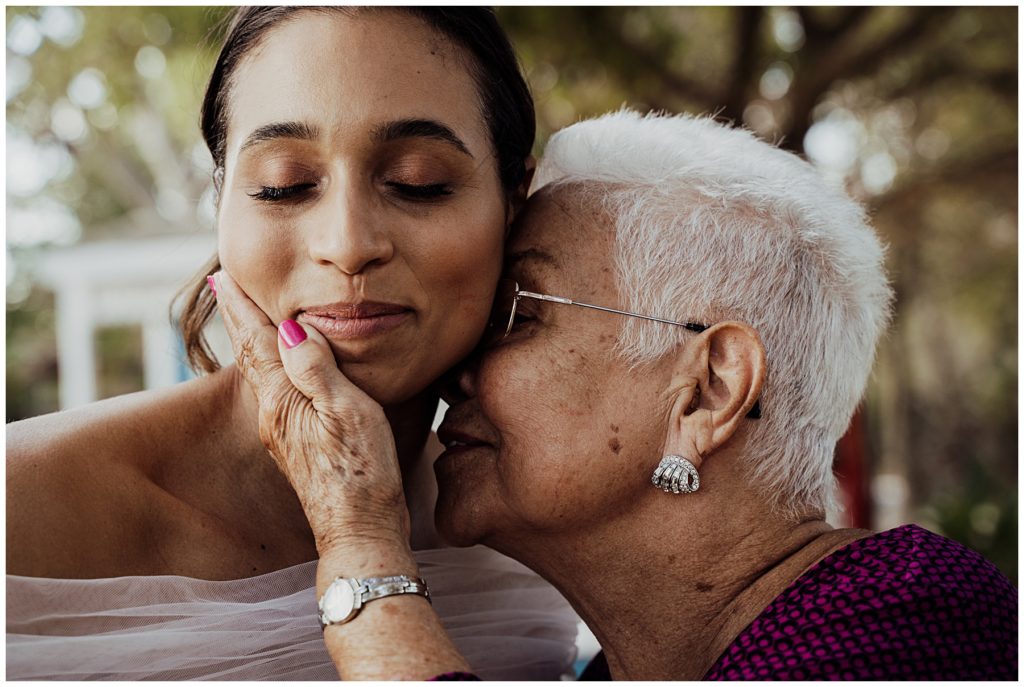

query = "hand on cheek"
(208, 270), (414, 568)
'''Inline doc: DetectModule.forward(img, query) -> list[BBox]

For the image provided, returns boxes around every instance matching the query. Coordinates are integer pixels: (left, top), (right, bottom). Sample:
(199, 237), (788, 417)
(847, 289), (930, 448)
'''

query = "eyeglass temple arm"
(517, 290), (707, 333)
(516, 290), (759, 418)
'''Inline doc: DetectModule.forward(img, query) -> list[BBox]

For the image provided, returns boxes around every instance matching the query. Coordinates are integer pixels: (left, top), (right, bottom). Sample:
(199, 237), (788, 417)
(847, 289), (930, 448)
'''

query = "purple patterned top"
(428, 671), (481, 681)
(583, 524), (1018, 680)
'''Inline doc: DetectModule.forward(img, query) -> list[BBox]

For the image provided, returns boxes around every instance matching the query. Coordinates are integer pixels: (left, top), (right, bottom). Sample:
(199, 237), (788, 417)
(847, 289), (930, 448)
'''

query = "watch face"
(321, 578), (357, 624)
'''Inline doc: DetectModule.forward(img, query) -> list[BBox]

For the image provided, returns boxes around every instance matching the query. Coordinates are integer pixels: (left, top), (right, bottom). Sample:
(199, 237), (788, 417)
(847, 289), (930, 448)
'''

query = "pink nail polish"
(206, 275), (217, 296)
(279, 320), (307, 349)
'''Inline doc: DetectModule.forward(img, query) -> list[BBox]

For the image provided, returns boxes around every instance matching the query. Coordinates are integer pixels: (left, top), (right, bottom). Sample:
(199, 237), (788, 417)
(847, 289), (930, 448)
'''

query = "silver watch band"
(360, 575), (431, 604)
(318, 574), (431, 628)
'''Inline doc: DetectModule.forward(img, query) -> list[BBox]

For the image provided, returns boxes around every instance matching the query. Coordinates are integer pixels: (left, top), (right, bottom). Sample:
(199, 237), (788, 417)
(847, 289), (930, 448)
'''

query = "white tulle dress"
(7, 545), (579, 680)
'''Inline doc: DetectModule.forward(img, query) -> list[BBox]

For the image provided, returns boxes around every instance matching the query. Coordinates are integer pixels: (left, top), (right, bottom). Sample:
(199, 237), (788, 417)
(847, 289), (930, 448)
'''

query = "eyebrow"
(506, 248), (560, 269)
(372, 118), (472, 157)
(239, 120), (320, 154)
(237, 118), (473, 158)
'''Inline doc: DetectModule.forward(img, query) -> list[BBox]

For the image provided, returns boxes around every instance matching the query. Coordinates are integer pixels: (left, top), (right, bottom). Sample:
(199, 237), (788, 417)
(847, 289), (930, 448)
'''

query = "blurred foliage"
(95, 324), (144, 400)
(6, 7), (1017, 579)
(6, 290), (58, 421)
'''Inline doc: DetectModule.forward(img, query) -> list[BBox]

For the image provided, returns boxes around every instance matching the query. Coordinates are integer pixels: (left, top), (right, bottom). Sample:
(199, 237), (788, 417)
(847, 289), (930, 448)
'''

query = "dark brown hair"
(176, 7), (535, 373)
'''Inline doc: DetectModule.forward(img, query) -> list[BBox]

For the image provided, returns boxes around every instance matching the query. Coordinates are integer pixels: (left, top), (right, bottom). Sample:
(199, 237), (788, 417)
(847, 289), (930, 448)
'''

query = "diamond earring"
(651, 455), (700, 494)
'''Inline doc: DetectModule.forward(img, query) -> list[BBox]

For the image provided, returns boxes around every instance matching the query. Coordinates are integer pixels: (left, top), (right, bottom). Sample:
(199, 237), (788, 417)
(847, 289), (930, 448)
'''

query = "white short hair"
(532, 109), (893, 517)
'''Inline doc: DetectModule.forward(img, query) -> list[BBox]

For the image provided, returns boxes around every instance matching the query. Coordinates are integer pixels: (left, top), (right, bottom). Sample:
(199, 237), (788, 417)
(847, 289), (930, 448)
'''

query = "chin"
(434, 514), (481, 548)
(326, 339), (455, 408)
(433, 477), (492, 548)
(332, 359), (425, 407)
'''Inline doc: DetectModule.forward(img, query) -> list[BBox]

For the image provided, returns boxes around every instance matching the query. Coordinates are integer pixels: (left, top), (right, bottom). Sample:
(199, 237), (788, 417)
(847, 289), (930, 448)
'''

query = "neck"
(494, 490), (869, 680)
(214, 366), (439, 544)
(383, 385), (439, 477)
(223, 364), (436, 469)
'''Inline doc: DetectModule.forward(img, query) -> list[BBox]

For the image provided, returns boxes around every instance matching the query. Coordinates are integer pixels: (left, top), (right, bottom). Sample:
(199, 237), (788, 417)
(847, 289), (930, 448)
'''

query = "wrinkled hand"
(210, 271), (410, 556)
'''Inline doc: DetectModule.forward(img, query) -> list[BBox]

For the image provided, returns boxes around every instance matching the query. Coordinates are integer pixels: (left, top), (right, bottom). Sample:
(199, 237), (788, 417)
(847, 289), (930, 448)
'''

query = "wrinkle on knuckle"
(257, 389), (301, 452)
(235, 334), (266, 379)
(291, 360), (323, 391)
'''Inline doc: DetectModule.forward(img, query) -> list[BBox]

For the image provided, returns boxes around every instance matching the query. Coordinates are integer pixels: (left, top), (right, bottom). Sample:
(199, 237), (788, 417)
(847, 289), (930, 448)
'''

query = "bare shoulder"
(6, 373), (235, 578)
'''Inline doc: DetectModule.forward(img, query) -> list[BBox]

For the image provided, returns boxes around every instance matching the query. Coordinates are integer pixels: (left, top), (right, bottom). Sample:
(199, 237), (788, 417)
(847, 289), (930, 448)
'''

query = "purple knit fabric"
(703, 524), (1018, 680)
(428, 671), (482, 681)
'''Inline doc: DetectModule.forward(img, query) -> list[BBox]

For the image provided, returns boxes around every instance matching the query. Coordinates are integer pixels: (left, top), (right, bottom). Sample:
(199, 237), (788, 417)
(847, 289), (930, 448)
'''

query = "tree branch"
(881, 60), (1017, 102)
(594, 10), (722, 111)
(871, 147), (1017, 211)
(785, 7), (958, 152)
(828, 7), (874, 40)
(721, 7), (763, 125)
(809, 7), (957, 96)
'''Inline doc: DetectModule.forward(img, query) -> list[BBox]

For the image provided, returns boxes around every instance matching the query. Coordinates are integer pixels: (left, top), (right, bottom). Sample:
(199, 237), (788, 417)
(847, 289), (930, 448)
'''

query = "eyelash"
(247, 182), (453, 203)
(509, 305), (535, 330)
(247, 183), (316, 202)
(386, 182), (453, 201)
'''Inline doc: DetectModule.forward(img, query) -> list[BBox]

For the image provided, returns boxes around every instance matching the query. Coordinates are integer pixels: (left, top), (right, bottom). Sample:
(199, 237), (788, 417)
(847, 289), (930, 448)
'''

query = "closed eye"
(386, 182), (453, 201)
(509, 311), (534, 329)
(508, 300), (539, 332)
(247, 183), (317, 202)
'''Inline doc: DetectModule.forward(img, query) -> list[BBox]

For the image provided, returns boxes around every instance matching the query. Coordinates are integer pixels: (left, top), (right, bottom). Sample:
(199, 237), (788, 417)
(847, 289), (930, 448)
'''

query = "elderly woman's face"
(217, 11), (506, 405)
(435, 186), (675, 545)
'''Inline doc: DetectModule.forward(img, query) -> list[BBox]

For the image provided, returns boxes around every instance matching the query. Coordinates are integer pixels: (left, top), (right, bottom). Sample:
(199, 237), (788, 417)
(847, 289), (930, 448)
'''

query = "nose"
(440, 351), (481, 406)
(307, 182), (394, 275)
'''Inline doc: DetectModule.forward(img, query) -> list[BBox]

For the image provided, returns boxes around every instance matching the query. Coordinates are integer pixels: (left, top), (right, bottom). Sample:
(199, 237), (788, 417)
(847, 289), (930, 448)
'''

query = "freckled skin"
(435, 185), (677, 544)
(433, 184), (870, 682)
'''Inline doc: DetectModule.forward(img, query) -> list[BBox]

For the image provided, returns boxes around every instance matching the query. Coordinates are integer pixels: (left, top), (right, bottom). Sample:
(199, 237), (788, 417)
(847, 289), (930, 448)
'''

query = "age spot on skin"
(610, 424), (619, 433)
(695, 582), (714, 593)
(608, 437), (621, 454)
(354, 469), (366, 476)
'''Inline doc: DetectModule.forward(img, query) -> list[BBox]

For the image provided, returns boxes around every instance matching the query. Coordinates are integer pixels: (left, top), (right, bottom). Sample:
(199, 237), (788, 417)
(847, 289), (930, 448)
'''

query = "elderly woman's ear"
(662, 322), (766, 470)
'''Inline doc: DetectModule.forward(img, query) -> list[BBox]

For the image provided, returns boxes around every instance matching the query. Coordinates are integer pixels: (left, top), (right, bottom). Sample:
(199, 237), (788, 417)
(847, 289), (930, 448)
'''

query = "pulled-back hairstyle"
(177, 7), (534, 373)
(532, 109), (893, 517)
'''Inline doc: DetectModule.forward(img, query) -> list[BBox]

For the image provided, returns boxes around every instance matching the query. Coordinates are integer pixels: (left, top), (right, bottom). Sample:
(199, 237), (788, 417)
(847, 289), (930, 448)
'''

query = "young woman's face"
(217, 10), (507, 405)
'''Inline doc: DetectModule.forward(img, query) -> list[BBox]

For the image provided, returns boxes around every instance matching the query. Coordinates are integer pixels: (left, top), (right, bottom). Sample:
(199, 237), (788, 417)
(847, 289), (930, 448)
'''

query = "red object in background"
(834, 408), (871, 529)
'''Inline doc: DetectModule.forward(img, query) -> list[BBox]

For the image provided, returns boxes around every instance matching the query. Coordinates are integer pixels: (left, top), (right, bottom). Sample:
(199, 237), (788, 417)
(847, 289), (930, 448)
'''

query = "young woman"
(6, 8), (577, 680)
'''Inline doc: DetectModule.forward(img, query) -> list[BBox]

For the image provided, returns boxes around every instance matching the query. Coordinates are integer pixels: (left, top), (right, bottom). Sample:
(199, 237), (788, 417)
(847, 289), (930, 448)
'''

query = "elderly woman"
(213, 110), (1017, 680)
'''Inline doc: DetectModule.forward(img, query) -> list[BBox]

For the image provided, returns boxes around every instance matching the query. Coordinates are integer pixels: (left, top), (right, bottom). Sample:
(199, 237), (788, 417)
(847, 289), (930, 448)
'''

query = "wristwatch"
(317, 575), (431, 628)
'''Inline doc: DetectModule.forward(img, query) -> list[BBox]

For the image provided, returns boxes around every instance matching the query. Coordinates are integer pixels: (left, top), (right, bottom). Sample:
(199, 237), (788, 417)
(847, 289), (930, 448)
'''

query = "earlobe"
(661, 322), (766, 470)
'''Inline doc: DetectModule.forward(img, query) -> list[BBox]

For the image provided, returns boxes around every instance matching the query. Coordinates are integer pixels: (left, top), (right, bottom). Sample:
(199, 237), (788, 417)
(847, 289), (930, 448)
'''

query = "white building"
(33, 233), (231, 410)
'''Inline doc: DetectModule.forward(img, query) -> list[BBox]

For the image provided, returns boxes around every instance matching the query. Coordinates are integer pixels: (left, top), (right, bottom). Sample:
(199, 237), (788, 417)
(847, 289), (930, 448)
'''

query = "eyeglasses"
(487, 278), (761, 419)
(488, 278), (708, 340)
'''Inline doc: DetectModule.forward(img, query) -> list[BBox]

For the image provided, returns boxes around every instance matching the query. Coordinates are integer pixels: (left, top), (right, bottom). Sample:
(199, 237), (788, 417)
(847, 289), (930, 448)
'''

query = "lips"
(302, 301), (410, 319)
(296, 301), (412, 340)
(436, 421), (494, 456)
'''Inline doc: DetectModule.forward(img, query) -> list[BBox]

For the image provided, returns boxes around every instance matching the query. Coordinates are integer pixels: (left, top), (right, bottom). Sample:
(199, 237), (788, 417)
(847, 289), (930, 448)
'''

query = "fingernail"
(206, 275), (217, 297)
(279, 319), (307, 349)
